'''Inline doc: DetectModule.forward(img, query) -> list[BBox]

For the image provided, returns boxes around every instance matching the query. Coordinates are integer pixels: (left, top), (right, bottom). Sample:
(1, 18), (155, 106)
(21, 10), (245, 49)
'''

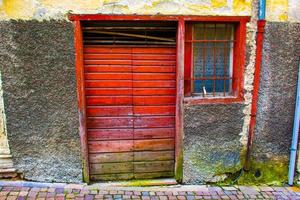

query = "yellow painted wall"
(0, 0), (253, 20)
(266, 0), (300, 22)
(0, 0), (299, 21)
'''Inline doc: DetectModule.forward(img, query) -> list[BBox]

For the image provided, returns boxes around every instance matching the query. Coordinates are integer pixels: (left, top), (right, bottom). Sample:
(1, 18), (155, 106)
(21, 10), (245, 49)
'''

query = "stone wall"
(0, 20), (82, 183)
(183, 104), (245, 184)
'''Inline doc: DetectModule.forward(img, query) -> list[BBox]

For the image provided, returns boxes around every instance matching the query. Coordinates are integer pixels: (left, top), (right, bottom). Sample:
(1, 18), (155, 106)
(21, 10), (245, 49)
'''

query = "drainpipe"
(244, 0), (266, 171)
(288, 62), (300, 185)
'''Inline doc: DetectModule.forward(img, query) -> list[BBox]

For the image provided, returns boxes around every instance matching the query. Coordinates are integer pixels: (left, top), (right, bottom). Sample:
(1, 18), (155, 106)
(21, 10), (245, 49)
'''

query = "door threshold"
(89, 178), (177, 187)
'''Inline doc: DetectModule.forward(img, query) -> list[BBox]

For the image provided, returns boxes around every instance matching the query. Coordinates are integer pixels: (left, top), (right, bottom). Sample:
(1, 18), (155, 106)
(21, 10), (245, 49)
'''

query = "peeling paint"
(0, 0), (298, 22)
(0, 0), (253, 20)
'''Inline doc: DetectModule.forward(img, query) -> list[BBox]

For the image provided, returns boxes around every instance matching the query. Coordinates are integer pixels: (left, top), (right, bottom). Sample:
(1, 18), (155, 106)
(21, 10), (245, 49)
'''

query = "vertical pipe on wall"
(258, 0), (266, 20)
(244, 0), (266, 171)
(288, 62), (300, 185)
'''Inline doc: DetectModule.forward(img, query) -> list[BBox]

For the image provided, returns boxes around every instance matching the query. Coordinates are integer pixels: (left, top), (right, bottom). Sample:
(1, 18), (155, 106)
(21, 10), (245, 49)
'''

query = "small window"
(184, 22), (242, 100)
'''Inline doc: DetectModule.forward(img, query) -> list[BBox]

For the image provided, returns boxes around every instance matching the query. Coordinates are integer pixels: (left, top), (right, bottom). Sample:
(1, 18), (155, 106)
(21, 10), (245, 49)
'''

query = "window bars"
(187, 23), (234, 97)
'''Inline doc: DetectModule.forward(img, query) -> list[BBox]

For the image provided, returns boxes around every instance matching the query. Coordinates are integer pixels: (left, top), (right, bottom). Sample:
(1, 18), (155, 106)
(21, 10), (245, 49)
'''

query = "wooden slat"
(86, 96), (132, 106)
(85, 88), (132, 96)
(133, 96), (175, 105)
(133, 60), (176, 66)
(88, 129), (133, 140)
(134, 116), (175, 128)
(90, 163), (133, 174)
(132, 48), (176, 54)
(87, 117), (133, 128)
(85, 80), (132, 88)
(132, 66), (175, 73)
(87, 106), (132, 117)
(133, 81), (175, 88)
(88, 140), (133, 153)
(134, 139), (174, 151)
(134, 171), (173, 179)
(85, 60), (131, 65)
(89, 152), (133, 163)
(84, 65), (132, 73)
(134, 106), (175, 116)
(134, 161), (174, 173)
(85, 73), (132, 80)
(133, 73), (175, 80)
(133, 88), (175, 96)
(90, 173), (134, 181)
(84, 47), (131, 54)
(84, 54), (131, 60)
(134, 128), (175, 139)
(134, 151), (174, 161)
(132, 54), (176, 60)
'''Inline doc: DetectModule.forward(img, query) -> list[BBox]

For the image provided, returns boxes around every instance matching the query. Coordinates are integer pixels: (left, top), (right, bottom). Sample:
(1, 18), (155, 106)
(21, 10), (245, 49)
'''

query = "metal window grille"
(190, 23), (234, 97)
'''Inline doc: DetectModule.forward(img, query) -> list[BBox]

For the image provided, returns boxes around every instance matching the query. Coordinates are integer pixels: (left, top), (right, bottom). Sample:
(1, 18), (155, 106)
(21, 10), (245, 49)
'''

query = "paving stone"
(142, 191), (150, 196)
(0, 182), (300, 200)
(48, 188), (56, 193)
(259, 186), (274, 192)
(186, 195), (195, 200)
(169, 196), (178, 200)
(0, 191), (9, 196)
(124, 191), (133, 195)
(158, 195), (168, 200)
(222, 187), (237, 191)
(6, 196), (17, 200)
(238, 186), (260, 195)
(177, 195), (186, 200)
(55, 188), (64, 194)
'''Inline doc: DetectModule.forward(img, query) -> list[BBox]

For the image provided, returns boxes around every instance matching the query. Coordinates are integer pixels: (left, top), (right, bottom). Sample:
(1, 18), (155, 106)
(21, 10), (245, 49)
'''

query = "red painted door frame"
(70, 14), (250, 183)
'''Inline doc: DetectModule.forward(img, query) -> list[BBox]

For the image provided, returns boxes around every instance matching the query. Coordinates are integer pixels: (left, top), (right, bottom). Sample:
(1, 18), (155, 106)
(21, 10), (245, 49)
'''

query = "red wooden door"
(84, 46), (176, 181)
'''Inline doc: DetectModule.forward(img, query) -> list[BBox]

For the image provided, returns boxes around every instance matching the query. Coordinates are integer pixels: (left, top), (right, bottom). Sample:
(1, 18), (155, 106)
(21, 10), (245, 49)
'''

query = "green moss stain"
(237, 159), (289, 185)
(175, 151), (183, 183)
(123, 179), (172, 187)
(187, 145), (288, 185)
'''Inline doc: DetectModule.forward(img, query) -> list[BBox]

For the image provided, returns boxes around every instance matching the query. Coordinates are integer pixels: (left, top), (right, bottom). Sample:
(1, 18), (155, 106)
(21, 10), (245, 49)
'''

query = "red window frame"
(184, 19), (249, 105)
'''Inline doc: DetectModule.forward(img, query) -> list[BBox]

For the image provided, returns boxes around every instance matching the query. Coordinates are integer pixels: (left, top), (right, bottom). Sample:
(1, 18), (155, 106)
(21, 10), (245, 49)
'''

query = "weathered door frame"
(70, 15), (249, 183)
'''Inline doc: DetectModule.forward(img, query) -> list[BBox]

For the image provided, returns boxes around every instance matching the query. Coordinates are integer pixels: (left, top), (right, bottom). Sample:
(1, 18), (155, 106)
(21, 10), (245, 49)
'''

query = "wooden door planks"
(84, 46), (176, 180)
(131, 47), (175, 179)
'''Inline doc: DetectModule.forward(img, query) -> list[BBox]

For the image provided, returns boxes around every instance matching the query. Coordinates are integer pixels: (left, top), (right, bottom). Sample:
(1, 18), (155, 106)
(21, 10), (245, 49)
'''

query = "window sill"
(183, 96), (243, 105)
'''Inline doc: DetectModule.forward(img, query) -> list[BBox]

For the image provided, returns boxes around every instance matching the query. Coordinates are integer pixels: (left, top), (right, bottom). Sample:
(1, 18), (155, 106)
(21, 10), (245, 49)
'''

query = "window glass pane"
(192, 23), (233, 96)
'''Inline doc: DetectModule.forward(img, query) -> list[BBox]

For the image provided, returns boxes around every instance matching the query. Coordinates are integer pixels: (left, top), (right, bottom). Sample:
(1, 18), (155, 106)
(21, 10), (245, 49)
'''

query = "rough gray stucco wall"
(254, 22), (300, 162)
(0, 20), (82, 183)
(183, 104), (245, 184)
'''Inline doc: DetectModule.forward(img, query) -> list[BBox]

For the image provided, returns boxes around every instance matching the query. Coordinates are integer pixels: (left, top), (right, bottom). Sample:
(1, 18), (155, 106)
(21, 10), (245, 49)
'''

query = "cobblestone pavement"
(0, 181), (300, 200)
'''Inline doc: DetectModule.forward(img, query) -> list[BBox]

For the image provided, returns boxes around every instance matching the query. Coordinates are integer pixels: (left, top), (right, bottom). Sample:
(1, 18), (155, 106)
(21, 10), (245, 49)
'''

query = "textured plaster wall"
(0, 20), (82, 183)
(253, 22), (300, 184)
(0, 0), (253, 20)
(183, 104), (245, 184)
